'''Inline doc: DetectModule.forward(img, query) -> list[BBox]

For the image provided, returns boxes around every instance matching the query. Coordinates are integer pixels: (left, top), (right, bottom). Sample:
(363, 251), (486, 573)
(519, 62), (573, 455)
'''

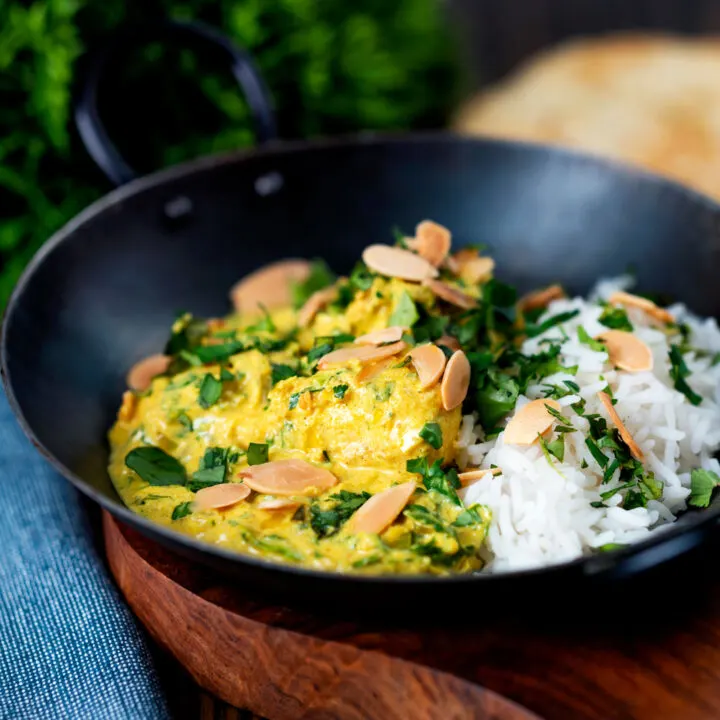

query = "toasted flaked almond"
(517, 284), (565, 313)
(297, 286), (337, 327)
(317, 340), (407, 369)
(423, 278), (478, 309)
(503, 398), (561, 445)
(127, 354), (171, 391)
(230, 259), (311, 313)
(460, 257), (495, 285)
(405, 220), (452, 267)
(194, 482), (251, 511)
(596, 330), (653, 373)
(598, 392), (644, 460)
(239, 459), (338, 496)
(608, 290), (674, 325)
(347, 481), (416, 535)
(354, 326), (408, 346)
(362, 245), (439, 282)
(256, 497), (303, 511)
(357, 357), (395, 383)
(436, 335), (461, 352)
(118, 390), (137, 422)
(441, 350), (471, 411)
(458, 467), (502, 487)
(409, 344), (447, 390)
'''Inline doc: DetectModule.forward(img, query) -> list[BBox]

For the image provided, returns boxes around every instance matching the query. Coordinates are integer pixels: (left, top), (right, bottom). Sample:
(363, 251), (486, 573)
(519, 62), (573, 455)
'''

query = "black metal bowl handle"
(74, 19), (277, 187)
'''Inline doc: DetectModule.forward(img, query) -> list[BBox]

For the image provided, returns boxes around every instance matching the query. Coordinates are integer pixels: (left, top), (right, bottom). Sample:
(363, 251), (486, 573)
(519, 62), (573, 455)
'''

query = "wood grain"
(103, 511), (720, 720)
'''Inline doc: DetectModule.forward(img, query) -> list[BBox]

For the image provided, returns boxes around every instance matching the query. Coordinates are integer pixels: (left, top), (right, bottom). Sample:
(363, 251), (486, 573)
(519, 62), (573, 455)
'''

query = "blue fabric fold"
(0, 390), (170, 720)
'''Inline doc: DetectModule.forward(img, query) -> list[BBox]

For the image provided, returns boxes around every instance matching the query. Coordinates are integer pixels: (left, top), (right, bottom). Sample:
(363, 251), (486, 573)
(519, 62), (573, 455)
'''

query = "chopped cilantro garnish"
(307, 342), (334, 363)
(198, 373), (223, 409)
(406, 457), (461, 505)
(125, 446), (187, 486)
(348, 263), (375, 292)
(177, 412), (193, 431)
(389, 290), (419, 327)
(171, 502), (193, 520)
(525, 310), (580, 338)
(309, 490), (371, 538)
(271, 363), (297, 385)
(219, 367), (235, 382)
(688, 468), (720, 508)
(247, 443), (269, 465)
(578, 326), (605, 352)
(669, 345), (702, 406)
(419, 422), (443, 450)
(599, 305), (633, 331)
(333, 384), (349, 399)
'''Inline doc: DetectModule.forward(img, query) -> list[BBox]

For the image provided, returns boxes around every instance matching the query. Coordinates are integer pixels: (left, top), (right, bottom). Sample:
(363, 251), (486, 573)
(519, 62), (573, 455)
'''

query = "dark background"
(3, 0), (720, 307)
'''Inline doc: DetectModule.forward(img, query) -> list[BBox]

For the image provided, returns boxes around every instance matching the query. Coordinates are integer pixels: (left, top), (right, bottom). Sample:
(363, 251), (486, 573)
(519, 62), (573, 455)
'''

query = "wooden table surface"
(104, 512), (720, 720)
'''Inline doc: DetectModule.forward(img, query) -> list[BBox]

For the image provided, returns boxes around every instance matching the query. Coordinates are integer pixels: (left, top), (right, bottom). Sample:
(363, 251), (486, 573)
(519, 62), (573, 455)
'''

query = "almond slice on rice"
(239, 459), (338, 496)
(347, 481), (416, 535)
(517, 284), (565, 313)
(503, 398), (561, 445)
(596, 330), (653, 373)
(297, 286), (337, 327)
(436, 335), (461, 352)
(357, 356), (396, 383)
(608, 290), (674, 325)
(422, 278), (478, 309)
(441, 350), (471, 411)
(405, 220), (452, 267)
(458, 467), (502, 487)
(256, 497), (303, 511)
(230, 259), (311, 313)
(317, 340), (407, 369)
(354, 326), (408, 345)
(127, 354), (171, 391)
(459, 256), (495, 285)
(598, 391), (644, 460)
(362, 245), (439, 282)
(194, 482), (251, 511)
(409, 344), (447, 390)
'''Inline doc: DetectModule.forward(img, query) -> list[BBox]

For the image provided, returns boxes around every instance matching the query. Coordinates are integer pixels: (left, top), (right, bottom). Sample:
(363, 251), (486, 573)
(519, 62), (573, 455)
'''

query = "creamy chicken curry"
(109, 222), (498, 574)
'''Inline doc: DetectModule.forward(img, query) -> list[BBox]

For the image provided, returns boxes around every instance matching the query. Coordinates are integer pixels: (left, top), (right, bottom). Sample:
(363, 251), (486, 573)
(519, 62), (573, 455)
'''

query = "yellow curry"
(108, 221), (496, 575)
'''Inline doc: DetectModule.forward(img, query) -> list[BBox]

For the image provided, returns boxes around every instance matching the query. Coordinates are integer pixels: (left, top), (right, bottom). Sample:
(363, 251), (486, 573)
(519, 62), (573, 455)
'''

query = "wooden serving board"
(103, 512), (720, 720)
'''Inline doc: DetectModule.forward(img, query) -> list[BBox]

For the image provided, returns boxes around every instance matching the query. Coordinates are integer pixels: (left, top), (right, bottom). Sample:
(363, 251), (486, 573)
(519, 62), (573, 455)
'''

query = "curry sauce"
(108, 225), (494, 575)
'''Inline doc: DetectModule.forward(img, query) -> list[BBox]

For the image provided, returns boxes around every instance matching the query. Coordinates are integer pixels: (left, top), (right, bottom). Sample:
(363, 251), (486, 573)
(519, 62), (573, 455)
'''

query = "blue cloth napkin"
(0, 390), (170, 720)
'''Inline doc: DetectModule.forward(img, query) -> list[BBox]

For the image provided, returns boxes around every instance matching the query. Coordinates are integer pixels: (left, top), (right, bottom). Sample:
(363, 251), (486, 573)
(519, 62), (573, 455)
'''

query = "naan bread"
(454, 34), (720, 200)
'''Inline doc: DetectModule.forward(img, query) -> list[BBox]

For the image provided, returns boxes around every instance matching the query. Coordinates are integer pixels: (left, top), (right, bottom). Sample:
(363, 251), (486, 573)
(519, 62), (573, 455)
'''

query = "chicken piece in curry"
(108, 222), (496, 575)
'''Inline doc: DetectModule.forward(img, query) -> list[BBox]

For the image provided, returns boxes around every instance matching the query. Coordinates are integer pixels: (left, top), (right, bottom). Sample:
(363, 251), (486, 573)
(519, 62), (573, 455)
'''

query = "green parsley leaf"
(688, 468), (720, 508)
(188, 466), (226, 492)
(389, 291), (419, 327)
(419, 422), (443, 450)
(525, 310), (580, 338)
(288, 393), (300, 409)
(349, 263), (375, 292)
(219, 367), (235, 382)
(669, 345), (703, 406)
(406, 457), (461, 505)
(307, 342), (333, 363)
(125, 447), (187, 486)
(247, 443), (269, 465)
(333, 384), (349, 399)
(176, 412), (193, 431)
(309, 490), (371, 538)
(599, 305), (633, 331)
(475, 371), (519, 431)
(585, 437), (609, 469)
(404, 503), (447, 533)
(171, 502), (193, 520)
(271, 363), (297, 385)
(198, 373), (223, 409)
(291, 259), (335, 309)
(578, 326), (606, 352)
(191, 340), (246, 364)
(452, 505), (486, 527)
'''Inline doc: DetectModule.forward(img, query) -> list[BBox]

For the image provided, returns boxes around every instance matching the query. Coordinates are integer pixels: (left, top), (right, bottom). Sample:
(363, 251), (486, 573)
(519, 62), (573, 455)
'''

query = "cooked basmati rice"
(456, 279), (720, 571)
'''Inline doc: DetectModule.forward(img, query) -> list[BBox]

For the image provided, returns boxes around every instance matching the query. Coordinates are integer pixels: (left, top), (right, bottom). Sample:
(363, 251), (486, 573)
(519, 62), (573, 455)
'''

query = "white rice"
(456, 280), (720, 572)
